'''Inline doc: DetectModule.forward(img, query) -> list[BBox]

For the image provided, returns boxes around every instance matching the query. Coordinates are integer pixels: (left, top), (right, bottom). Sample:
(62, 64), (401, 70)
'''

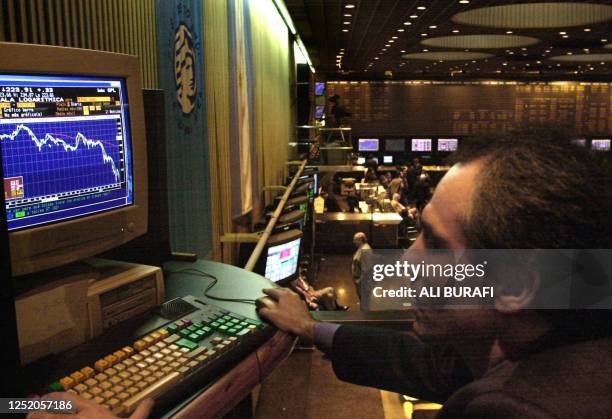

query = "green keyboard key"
(186, 325), (198, 333)
(48, 382), (64, 392)
(239, 321), (248, 328)
(211, 322), (220, 329)
(188, 333), (200, 341)
(176, 338), (199, 351)
(167, 324), (179, 333)
(219, 325), (229, 333)
(228, 328), (238, 335)
(179, 329), (191, 338)
(196, 330), (207, 338)
(217, 318), (226, 324)
(231, 318), (240, 324)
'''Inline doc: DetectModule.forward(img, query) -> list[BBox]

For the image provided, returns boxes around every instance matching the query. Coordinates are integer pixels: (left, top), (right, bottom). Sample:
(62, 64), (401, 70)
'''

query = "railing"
(243, 160), (307, 271)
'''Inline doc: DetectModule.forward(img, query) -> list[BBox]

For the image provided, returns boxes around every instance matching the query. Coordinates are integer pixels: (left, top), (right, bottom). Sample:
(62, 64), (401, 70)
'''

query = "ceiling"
(285, 0), (612, 80)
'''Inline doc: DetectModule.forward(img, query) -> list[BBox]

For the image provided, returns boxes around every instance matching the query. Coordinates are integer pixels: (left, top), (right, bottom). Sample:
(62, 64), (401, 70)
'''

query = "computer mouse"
(255, 296), (276, 311)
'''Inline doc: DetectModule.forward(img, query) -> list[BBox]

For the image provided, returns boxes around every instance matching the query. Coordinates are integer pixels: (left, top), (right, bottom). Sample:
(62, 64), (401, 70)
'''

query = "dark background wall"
(327, 81), (611, 137)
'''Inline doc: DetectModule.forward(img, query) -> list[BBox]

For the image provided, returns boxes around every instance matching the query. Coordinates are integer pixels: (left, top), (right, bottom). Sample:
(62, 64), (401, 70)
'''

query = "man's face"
(409, 160), (497, 342)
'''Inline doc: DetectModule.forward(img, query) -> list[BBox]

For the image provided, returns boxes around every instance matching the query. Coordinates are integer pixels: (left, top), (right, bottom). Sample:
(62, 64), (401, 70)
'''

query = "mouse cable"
(166, 268), (257, 305)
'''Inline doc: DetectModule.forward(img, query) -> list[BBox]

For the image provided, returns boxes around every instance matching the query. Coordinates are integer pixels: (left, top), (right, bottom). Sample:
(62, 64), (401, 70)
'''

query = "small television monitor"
(591, 139), (610, 151)
(385, 138), (405, 152)
(357, 157), (366, 165)
(263, 229), (302, 283)
(315, 82), (325, 96)
(437, 138), (458, 152)
(315, 105), (325, 119)
(0, 43), (148, 276)
(412, 138), (432, 152)
(571, 138), (587, 147)
(358, 138), (379, 152)
(383, 155), (393, 164)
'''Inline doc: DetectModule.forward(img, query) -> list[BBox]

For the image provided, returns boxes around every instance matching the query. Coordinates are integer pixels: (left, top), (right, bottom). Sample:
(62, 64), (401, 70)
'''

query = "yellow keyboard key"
(59, 377), (75, 390)
(81, 367), (95, 379)
(94, 359), (108, 372)
(133, 340), (147, 351)
(104, 355), (117, 366)
(70, 371), (84, 384)
(113, 350), (126, 361)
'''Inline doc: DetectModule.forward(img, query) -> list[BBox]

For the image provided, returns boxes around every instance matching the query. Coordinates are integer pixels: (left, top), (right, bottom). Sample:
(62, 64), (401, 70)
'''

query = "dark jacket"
(330, 325), (612, 418)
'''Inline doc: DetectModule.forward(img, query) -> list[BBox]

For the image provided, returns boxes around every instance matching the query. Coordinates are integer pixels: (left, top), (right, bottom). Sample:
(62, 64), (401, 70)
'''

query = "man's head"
(409, 130), (611, 343)
(353, 232), (367, 248)
(392, 193), (401, 202)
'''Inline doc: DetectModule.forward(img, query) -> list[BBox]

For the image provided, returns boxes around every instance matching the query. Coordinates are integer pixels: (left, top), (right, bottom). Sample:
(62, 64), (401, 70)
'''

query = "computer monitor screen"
(591, 139), (610, 151)
(265, 237), (301, 282)
(358, 138), (379, 152)
(315, 82), (325, 96)
(357, 157), (366, 165)
(383, 155), (393, 164)
(412, 138), (432, 152)
(315, 105), (325, 119)
(1, 74), (133, 231)
(0, 43), (147, 277)
(437, 138), (458, 152)
(571, 138), (587, 147)
(385, 138), (405, 152)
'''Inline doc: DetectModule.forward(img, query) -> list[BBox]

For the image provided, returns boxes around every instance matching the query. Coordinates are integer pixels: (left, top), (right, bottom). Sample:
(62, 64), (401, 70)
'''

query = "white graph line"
(0, 123), (120, 182)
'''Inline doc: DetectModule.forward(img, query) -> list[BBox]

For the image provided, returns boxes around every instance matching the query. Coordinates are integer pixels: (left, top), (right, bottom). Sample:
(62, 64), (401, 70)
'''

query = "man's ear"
(494, 272), (540, 313)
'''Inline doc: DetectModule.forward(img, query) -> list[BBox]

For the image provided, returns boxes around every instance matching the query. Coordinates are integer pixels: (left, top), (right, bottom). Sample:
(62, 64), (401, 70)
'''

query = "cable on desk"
(166, 268), (257, 305)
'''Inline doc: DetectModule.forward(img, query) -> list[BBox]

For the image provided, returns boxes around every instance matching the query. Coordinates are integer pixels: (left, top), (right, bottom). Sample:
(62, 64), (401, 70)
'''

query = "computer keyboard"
(43, 296), (271, 417)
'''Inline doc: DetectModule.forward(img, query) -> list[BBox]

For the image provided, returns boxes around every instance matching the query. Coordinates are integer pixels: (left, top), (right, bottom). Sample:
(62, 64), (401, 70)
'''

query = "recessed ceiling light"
(562, 35), (569, 38)
(410, 15), (418, 18)
(506, 31), (513, 34)
(404, 22), (412, 25)
(567, 52), (573, 55)
(417, 6), (426, 10)
(502, 62), (508, 66)
(345, 4), (355, 8)
(559, 31), (566, 35)
(392, 36), (398, 39)
(344, 13), (352, 17)
(459, 0), (470, 3)
(385, 44), (390, 47)
(521, 47), (527, 51)
(343, 21), (351, 24)
(601, 39), (608, 42)
(584, 28), (591, 32)
(342, 29), (349, 32)
(509, 51), (514, 55)
(452, 29), (460, 33)
(400, 50), (406, 53)
(421, 33), (428, 36)
(382, 48), (387, 51)
(536, 60), (541, 64)
(397, 29), (405, 32)
(429, 25), (437, 29)
(374, 57), (379, 60)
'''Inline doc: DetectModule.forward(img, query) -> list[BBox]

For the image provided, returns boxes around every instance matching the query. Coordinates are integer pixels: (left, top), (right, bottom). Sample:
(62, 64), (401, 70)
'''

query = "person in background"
(387, 171), (404, 199)
(351, 232), (372, 299)
(291, 273), (348, 311)
(414, 173), (431, 213)
(328, 94), (352, 127)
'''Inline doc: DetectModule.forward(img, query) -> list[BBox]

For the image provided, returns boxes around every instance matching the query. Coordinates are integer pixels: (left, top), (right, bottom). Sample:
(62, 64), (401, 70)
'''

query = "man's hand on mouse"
(258, 288), (319, 341)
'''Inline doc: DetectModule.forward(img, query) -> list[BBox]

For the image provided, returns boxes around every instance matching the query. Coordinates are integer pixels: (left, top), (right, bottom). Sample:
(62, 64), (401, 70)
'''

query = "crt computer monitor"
(358, 138), (379, 152)
(591, 139), (610, 151)
(262, 229), (302, 283)
(437, 138), (458, 152)
(383, 155), (393, 164)
(412, 138), (432, 152)
(356, 157), (366, 165)
(385, 138), (405, 152)
(0, 43), (148, 276)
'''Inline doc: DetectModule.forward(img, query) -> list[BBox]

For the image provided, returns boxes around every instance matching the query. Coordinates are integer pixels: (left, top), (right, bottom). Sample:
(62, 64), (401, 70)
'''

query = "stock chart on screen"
(0, 74), (133, 231)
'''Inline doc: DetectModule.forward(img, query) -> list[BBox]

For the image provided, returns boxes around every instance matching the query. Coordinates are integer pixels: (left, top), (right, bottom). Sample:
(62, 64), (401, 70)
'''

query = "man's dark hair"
(452, 127), (611, 338)
(451, 127), (611, 249)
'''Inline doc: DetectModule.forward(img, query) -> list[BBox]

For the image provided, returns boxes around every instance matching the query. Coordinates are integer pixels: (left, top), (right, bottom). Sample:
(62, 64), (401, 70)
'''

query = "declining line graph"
(0, 117), (124, 200)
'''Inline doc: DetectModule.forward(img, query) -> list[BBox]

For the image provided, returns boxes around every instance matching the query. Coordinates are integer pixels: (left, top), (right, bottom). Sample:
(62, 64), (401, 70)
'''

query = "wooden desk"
(315, 211), (402, 251)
